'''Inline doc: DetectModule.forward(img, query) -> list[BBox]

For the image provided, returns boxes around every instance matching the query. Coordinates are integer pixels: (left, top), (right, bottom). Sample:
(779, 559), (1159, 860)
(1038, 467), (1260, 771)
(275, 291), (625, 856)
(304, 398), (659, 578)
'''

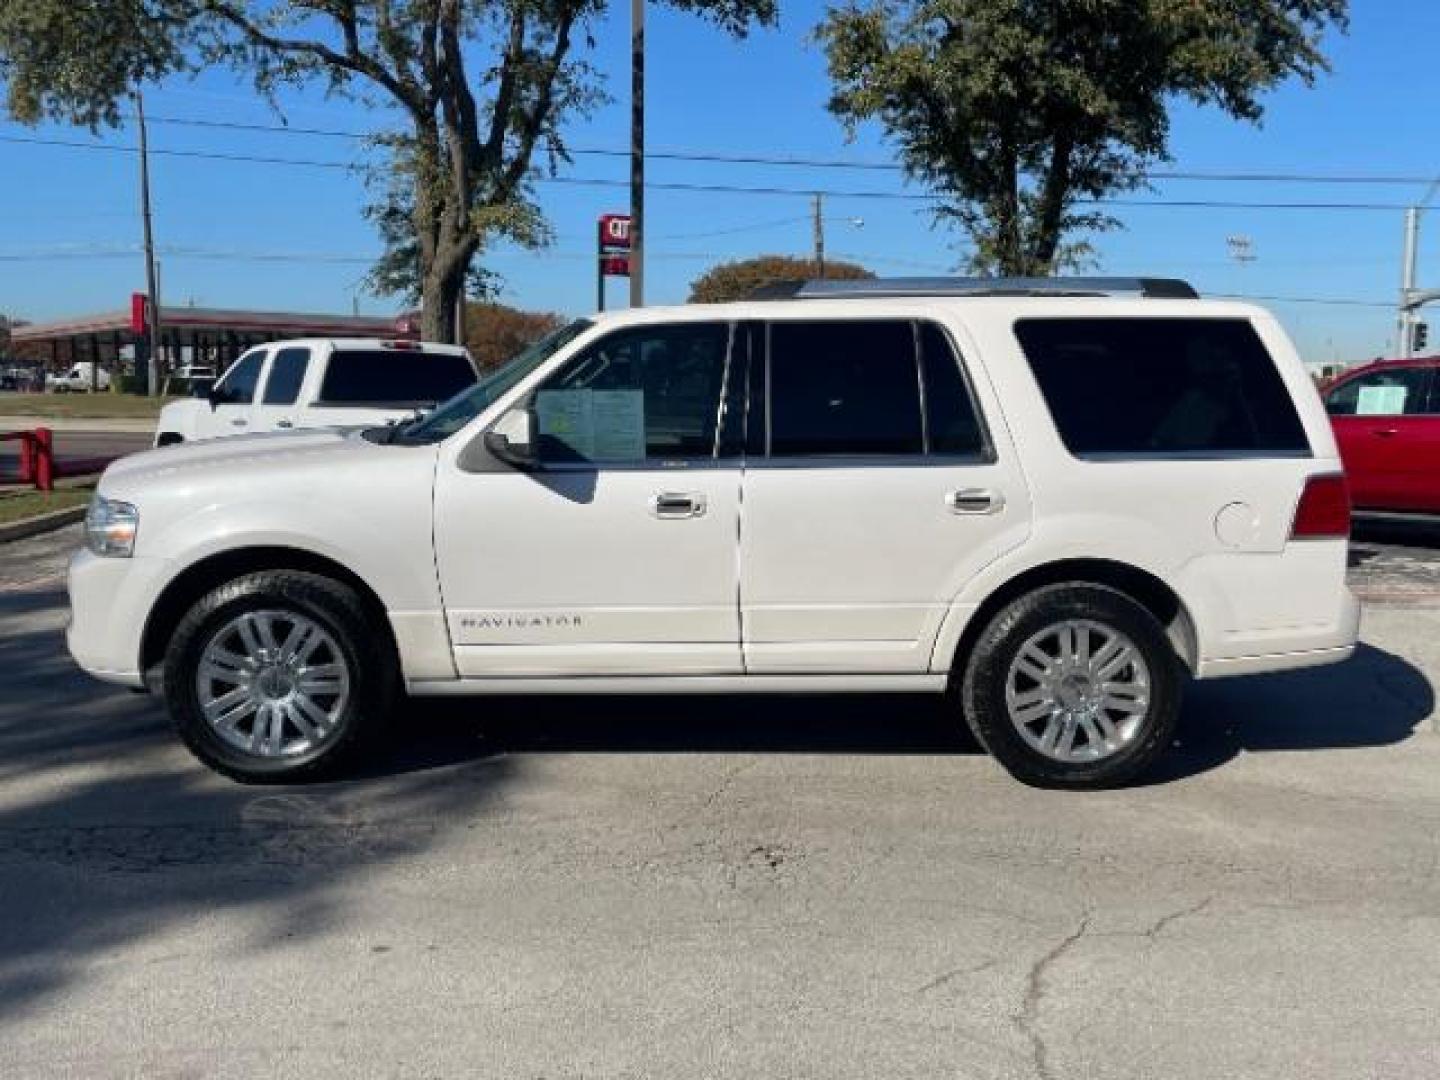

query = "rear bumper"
(1194, 585), (1361, 680)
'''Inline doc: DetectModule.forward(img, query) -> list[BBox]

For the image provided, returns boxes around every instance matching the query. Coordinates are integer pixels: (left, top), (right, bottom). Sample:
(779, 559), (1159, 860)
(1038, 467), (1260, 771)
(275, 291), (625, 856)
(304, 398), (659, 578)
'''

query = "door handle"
(1372, 428), (1398, 437)
(947, 488), (1005, 515)
(649, 491), (706, 519)
(230, 418), (248, 427)
(276, 419), (294, 429)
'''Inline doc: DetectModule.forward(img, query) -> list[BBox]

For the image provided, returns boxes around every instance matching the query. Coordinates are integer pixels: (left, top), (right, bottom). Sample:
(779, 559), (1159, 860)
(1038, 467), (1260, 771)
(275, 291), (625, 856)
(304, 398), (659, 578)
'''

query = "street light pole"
(1400, 207), (1419, 359)
(135, 89), (164, 396)
(629, 0), (644, 308)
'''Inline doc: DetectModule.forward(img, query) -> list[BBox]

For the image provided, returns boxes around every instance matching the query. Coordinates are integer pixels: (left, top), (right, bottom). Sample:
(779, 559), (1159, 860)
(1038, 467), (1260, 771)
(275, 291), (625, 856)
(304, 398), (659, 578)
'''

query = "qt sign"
(598, 214), (631, 250)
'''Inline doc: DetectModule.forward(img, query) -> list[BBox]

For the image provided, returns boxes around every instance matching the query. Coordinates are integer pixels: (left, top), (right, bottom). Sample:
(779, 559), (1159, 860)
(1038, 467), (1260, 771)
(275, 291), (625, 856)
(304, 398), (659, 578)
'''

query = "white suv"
(67, 278), (1359, 788)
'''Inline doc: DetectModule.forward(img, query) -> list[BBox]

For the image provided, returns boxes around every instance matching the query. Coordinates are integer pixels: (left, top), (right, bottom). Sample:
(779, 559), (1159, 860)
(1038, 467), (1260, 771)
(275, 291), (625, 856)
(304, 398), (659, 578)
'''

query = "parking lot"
(1, 523), (1439, 1078)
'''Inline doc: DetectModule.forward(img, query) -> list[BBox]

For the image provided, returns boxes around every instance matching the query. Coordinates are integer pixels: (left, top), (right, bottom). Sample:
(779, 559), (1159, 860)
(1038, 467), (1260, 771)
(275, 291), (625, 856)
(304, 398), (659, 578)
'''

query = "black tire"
(959, 583), (1183, 789)
(163, 570), (396, 783)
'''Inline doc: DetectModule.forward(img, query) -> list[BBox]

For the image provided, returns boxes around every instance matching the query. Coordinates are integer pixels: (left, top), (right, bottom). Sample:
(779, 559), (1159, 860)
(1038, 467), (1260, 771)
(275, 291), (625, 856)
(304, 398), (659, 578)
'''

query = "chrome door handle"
(649, 491), (706, 519)
(948, 488), (1005, 515)
(276, 419), (294, 429)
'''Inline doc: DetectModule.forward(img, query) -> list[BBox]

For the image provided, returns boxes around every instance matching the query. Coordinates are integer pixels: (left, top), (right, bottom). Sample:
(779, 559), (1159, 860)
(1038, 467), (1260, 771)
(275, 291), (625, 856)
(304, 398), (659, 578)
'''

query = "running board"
(407, 673), (948, 696)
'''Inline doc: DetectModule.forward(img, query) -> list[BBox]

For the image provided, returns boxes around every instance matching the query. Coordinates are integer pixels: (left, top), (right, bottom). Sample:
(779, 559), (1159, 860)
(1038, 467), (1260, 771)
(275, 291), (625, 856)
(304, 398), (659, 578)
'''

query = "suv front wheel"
(960, 583), (1182, 788)
(163, 570), (395, 783)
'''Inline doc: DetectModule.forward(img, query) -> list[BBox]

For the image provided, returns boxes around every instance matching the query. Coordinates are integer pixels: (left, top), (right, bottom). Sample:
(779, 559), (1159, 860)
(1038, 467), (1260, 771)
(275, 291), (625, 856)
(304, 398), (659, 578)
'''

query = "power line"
(115, 114), (1440, 187)
(10, 133), (1420, 210)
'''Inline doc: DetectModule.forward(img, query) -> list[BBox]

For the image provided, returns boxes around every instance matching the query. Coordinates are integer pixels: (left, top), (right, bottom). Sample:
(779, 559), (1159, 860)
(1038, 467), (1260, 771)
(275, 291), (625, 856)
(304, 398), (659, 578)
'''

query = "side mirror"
(483, 406), (537, 470)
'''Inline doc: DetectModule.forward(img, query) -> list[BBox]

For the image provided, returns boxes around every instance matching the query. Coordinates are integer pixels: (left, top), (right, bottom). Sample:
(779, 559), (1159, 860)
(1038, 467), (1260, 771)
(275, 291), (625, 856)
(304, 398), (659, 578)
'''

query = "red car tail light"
(1290, 473), (1351, 540)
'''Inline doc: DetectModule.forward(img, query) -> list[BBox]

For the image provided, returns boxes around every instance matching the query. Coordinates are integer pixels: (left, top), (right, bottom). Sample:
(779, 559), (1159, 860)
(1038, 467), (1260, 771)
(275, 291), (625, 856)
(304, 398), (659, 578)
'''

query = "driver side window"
(533, 323), (731, 464)
(213, 351), (266, 405)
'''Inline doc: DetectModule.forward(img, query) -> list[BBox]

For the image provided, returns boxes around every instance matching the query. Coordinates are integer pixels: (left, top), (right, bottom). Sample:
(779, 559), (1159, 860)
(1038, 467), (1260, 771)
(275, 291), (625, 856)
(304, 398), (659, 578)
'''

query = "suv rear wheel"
(960, 583), (1182, 788)
(163, 570), (396, 783)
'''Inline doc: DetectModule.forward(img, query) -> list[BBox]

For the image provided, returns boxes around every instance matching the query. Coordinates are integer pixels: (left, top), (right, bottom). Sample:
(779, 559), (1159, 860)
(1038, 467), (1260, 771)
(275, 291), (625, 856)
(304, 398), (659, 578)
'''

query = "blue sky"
(1, 0), (1436, 364)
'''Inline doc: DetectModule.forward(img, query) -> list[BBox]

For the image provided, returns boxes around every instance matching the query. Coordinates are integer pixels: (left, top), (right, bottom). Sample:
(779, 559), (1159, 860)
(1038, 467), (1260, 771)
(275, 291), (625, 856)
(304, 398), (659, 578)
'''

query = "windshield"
(393, 319), (594, 444)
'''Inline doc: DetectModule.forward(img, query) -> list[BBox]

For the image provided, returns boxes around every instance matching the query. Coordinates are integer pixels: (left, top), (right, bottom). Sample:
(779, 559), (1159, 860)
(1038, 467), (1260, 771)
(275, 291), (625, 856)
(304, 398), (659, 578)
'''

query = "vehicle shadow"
(1352, 516), (1440, 551)
(401, 642), (1433, 787)
(1143, 643), (1433, 784)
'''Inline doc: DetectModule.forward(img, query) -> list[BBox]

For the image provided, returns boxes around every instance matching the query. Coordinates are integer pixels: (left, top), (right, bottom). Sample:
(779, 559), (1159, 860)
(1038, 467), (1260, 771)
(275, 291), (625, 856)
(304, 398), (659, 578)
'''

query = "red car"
(1324, 357), (1440, 514)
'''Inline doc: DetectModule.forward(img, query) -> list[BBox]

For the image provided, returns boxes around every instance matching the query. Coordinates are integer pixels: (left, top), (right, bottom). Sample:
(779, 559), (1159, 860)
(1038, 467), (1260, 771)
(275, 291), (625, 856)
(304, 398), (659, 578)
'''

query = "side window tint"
(919, 322), (987, 456)
(534, 323), (730, 463)
(1326, 368), (1433, 417)
(213, 352), (264, 405)
(262, 347), (310, 406)
(1015, 319), (1310, 458)
(768, 320), (922, 456)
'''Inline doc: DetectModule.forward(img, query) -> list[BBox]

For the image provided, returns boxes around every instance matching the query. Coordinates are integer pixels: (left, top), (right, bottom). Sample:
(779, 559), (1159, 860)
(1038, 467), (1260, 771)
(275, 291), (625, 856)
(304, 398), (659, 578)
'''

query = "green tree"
(817, 0), (1347, 275)
(0, 0), (776, 341)
(689, 254), (874, 303)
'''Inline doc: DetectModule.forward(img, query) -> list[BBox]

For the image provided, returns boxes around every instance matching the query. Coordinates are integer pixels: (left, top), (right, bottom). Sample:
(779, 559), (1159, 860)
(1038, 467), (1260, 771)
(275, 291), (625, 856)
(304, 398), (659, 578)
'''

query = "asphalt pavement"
(1, 525), (1439, 1078)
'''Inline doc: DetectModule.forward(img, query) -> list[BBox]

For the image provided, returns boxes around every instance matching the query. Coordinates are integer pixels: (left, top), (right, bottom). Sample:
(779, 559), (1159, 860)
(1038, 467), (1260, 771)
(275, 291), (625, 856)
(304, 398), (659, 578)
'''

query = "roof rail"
(748, 276), (1199, 301)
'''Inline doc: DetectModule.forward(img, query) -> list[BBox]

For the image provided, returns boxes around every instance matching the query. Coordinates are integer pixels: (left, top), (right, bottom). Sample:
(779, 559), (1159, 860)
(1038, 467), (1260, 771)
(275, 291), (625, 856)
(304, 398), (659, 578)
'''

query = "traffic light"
(1413, 322), (1429, 353)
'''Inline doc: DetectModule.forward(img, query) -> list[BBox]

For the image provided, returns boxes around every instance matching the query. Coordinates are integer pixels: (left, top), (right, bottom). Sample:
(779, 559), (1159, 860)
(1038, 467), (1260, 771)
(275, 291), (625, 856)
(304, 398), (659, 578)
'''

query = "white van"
(47, 362), (112, 392)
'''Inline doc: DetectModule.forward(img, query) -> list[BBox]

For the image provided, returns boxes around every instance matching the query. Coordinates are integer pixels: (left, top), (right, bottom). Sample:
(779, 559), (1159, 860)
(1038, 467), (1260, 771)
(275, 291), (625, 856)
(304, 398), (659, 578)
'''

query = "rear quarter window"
(1013, 318), (1311, 459)
(318, 350), (477, 407)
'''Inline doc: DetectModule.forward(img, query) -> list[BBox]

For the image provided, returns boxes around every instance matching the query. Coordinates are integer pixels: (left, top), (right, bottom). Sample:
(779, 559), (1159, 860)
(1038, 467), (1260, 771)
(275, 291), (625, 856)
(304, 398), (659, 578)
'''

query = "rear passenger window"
(1325, 367), (1434, 416)
(768, 321), (922, 455)
(919, 322), (987, 457)
(319, 350), (476, 406)
(1014, 319), (1310, 459)
(262, 347), (310, 405)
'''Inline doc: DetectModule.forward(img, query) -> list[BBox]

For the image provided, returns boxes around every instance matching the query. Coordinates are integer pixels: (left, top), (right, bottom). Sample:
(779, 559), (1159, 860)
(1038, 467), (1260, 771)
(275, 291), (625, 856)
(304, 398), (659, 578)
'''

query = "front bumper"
(66, 548), (172, 689)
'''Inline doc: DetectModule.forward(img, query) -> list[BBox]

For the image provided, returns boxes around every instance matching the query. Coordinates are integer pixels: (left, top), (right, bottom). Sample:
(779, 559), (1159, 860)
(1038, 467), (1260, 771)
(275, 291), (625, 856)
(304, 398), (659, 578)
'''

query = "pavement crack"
(1142, 894), (1215, 940)
(702, 757), (756, 809)
(912, 958), (998, 995)
(1014, 912), (1090, 1080)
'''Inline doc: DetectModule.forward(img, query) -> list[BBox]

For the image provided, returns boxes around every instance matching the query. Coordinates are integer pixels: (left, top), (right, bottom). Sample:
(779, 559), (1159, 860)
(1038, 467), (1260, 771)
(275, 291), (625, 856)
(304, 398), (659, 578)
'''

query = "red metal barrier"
(33, 427), (54, 491)
(0, 428), (55, 491)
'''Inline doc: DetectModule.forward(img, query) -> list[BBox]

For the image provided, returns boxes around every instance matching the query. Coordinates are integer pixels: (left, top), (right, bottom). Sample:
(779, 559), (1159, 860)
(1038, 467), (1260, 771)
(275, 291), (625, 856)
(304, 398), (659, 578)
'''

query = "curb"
(0, 415), (157, 434)
(0, 506), (86, 544)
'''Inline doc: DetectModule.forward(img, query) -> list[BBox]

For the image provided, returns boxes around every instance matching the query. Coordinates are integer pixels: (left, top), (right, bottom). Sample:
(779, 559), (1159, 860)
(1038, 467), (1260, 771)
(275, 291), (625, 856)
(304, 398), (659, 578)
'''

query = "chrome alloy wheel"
(1003, 619), (1151, 764)
(195, 609), (351, 759)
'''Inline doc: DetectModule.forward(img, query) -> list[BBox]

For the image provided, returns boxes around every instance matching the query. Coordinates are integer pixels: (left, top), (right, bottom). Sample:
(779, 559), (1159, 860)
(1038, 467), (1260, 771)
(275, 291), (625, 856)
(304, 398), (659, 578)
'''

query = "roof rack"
(748, 276), (1199, 301)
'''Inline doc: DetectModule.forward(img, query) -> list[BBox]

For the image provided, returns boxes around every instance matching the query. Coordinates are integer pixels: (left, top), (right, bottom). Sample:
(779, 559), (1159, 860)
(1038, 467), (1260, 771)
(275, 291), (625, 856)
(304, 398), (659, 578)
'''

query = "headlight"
(84, 496), (139, 558)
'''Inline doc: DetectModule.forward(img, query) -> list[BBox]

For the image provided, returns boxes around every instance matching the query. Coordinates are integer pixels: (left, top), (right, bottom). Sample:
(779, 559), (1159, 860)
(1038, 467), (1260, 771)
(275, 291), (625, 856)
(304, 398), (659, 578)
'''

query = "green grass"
(0, 485), (92, 526)
(0, 392), (182, 419)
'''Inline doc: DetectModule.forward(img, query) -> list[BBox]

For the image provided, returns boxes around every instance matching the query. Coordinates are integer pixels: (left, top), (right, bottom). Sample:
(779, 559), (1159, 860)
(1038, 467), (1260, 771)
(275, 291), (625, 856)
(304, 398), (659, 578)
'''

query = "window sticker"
(590, 390), (646, 460)
(535, 388), (646, 461)
(1356, 384), (1408, 416)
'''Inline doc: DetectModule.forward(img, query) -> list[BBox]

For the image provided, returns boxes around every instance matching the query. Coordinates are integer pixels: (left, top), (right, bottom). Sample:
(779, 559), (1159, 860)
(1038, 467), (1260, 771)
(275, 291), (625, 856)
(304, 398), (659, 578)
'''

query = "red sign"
(601, 255), (630, 278)
(598, 214), (631, 249)
(131, 292), (147, 334)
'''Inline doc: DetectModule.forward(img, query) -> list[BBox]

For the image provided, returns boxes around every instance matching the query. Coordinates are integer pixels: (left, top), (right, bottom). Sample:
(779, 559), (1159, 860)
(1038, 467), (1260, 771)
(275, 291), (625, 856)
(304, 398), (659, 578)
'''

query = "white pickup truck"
(154, 338), (478, 446)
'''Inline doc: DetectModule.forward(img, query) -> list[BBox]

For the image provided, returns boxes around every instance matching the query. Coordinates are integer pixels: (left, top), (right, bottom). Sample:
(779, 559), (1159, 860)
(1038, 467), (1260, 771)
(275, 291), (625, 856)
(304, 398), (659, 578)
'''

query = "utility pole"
(812, 193), (826, 279)
(135, 90), (163, 396)
(1400, 207), (1419, 359)
(629, 0), (644, 308)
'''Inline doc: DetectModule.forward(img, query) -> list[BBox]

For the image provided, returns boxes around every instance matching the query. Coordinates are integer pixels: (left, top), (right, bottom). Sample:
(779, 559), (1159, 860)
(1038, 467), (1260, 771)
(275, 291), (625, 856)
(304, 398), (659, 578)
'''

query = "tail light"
(1290, 473), (1351, 540)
